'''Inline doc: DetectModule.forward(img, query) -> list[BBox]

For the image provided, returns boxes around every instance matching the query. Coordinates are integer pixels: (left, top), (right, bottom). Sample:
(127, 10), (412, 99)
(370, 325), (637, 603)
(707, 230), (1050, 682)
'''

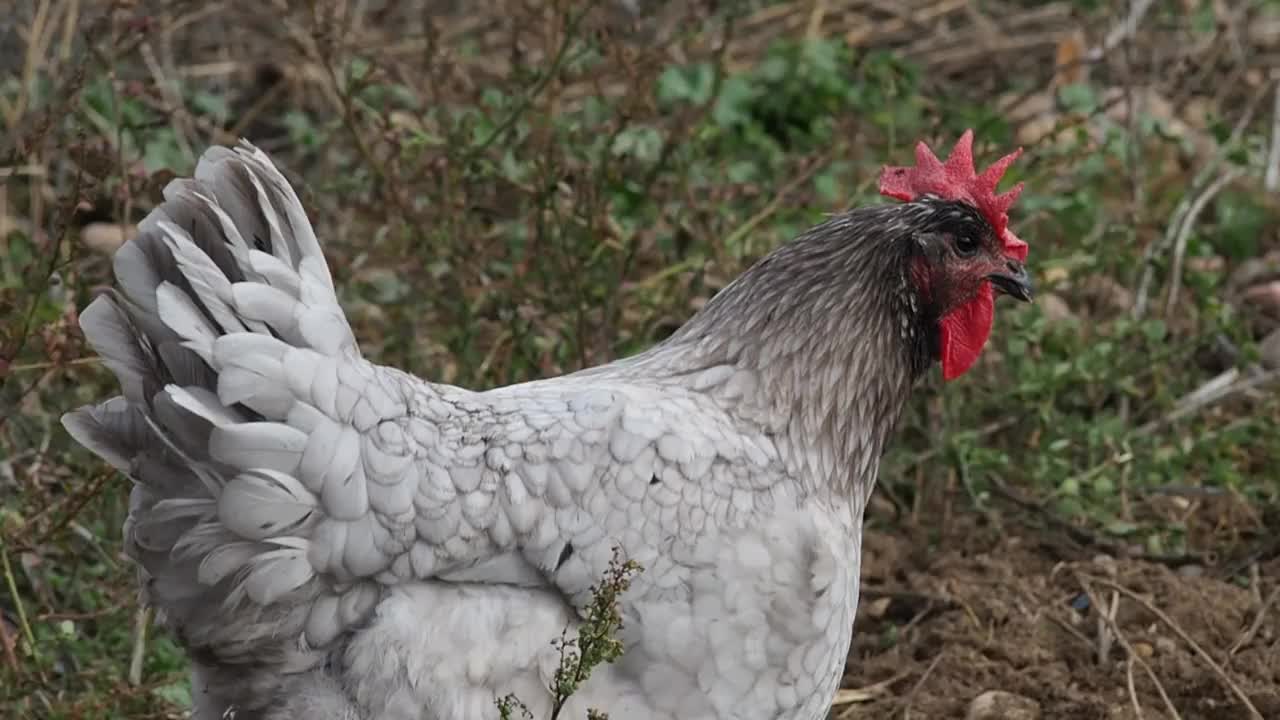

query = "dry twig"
(1226, 584), (1280, 660)
(1125, 656), (1146, 720)
(831, 667), (914, 710)
(1163, 167), (1244, 316)
(900, 651), (944, 720)
(1086, 575), (1264, 719)
(1135, 368), (1280, 437)
(1266, 80), (1280, 192)
(1133, 86), (1268, 321)
(1074, 572), (1185, 720)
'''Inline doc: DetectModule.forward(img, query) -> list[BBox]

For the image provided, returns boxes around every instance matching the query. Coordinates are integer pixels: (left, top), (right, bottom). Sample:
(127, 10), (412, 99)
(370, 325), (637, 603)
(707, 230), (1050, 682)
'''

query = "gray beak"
(987, 260), (1034, 302)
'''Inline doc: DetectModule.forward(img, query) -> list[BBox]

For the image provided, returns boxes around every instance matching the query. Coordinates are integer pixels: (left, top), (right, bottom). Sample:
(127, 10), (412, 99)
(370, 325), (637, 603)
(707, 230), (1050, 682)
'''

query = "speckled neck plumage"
(635, 205), (938, 498)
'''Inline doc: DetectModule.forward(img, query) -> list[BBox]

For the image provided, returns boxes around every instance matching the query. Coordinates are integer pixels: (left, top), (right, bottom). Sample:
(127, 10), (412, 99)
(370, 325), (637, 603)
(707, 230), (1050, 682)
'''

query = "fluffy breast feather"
(332, 504), (859, 720)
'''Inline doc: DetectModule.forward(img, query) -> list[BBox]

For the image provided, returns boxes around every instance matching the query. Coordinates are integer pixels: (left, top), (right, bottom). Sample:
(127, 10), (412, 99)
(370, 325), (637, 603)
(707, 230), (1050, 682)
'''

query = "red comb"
(878, 130), (1027, 261)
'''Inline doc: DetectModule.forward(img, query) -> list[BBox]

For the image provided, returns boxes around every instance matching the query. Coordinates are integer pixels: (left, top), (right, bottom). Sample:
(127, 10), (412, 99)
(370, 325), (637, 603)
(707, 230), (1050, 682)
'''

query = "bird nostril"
(1006, 260), (1020, 274)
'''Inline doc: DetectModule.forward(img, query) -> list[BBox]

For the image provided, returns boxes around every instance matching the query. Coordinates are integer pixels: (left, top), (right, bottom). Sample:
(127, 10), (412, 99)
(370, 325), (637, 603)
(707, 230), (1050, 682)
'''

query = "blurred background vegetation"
(1, 0), (1278, 717)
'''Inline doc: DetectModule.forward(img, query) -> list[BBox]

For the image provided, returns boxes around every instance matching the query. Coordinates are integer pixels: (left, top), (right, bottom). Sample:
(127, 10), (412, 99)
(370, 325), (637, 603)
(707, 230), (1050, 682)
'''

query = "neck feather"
(632, 207), (936, 497)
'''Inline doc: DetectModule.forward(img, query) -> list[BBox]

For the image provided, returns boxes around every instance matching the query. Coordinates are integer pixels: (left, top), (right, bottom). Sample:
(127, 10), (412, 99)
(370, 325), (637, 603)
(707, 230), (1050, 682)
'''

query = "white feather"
(297, 417), (347, 493)
(165, 384), (243, 428)
(239, 547), (313, 605)
(157, 221), (249, 335)
(156, 281), (217, 362)
(193, 189), (254, 258)
(211, 352), (294, 418)
(237, 142), (334, 294)
(213, 331), (291, 365)
(297, 306), (355, 356)
(307, 357), (340, 417)
(320, 439), (369, 521)
(304, 593), (343, 647)
(111, 240), (161, 317)
(209, 422), (307, 473)
(132, 498), (216, 552)
(76, 296), (152, 403)
(218, 345), (284, 384)
(284, 348), (324, 403)
(197, 541), (260, 585)
(339, 512), (387, 576)
(219, 469), (318, 541)
(286, 401), (327, 434)
(230, 282), (302, 338)
(248, 249), (301, 296)
(239, 165), (293, 267)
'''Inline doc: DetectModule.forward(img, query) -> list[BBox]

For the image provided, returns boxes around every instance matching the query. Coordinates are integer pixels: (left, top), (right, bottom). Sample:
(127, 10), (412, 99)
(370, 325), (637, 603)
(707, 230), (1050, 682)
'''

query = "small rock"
(1038, 292), (1077, 324)
(1242, 281), (1280, 318)
(351, 303), (386, 325)
(1091, 554), (1118, 575)
(1177, 564), (1205, 578)
(1181, 97), (1215, 130)
(863, 596), (892, 619)
(1080, 275), (1134, 313)
(1187, 255), (1225, 274)
(1133, 642), (1154, 658)
(1042, 266), (1071, 285)
(1260, 328), (1280, 370)
(966, 690), (1041, 720)
(1105, 703), (1145, 719)
(80, 222), (136, 256)
(1227, 253), (1280, 295)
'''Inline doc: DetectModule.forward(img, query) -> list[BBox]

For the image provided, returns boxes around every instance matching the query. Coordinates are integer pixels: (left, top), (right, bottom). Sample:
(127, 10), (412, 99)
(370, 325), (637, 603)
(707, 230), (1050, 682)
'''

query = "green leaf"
(813, 169), (841, 202)
(657, 63), (715, 106)
(712, 76), (756, 127)
(153, 682), (192, 709)
(1212, 191), (1267, 261)
(1105, 520), (1139, 537)
(1058, 83), (1099, 114)
(611, 126), (663, 163)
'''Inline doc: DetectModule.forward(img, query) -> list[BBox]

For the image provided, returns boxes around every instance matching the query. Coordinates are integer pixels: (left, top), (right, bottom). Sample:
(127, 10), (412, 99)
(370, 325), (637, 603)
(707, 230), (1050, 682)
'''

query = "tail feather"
(62, 396), (149, 472)
(62, 141), (363, 714)
(76, 296), (160, 405)
(159, 221), (261, 336)
(155, 335), (218, 389)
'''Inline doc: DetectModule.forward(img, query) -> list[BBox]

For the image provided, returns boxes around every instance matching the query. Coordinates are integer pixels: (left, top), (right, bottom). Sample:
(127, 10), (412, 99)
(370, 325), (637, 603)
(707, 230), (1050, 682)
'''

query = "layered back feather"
(62, 142), (360, 715)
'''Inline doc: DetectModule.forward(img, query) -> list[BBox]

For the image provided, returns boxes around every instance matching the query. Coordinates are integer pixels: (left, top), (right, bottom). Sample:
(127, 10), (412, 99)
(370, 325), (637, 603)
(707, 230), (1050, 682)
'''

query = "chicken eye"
(952, 234), (979, 257)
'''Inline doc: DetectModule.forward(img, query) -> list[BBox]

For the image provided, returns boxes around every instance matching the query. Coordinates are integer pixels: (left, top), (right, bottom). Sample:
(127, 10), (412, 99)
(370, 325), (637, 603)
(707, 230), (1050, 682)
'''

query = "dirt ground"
(836, 500), (1280, 720)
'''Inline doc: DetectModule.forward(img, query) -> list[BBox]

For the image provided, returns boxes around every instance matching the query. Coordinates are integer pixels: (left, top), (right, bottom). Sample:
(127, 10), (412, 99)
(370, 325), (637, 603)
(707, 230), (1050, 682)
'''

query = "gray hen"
(63, 131), (1032, 719)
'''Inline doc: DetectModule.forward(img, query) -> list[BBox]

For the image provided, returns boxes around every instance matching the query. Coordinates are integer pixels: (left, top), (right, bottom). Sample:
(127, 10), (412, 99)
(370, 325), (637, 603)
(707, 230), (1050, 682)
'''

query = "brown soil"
(837, 505), (1280, 720)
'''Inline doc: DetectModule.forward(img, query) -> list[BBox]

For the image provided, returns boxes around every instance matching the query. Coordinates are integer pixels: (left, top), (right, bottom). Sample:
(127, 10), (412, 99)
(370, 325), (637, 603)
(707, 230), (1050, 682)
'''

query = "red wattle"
(939, 282), (995, 381)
